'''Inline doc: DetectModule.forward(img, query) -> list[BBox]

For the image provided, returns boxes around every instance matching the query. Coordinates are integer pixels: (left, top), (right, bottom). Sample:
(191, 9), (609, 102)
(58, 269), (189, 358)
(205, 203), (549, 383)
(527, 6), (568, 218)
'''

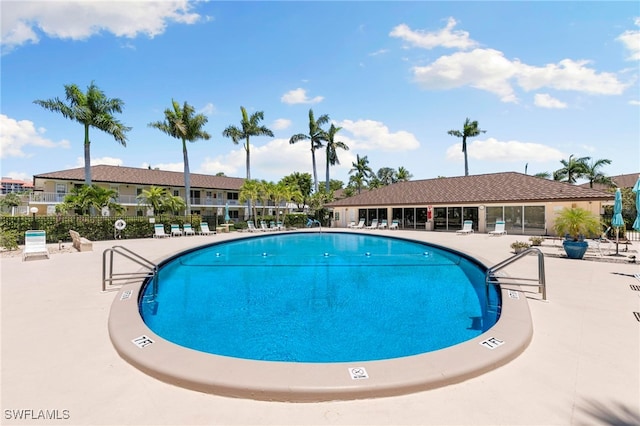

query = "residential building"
(1, 177), (34, 194)
(30, 165), (252, 219)
(326, 172), (614, 235)
(577, 173), (639, 191)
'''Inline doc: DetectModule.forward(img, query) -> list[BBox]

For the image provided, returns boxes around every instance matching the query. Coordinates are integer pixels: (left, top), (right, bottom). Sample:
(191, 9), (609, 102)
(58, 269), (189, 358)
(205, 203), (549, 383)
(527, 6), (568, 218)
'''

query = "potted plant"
(510, 240), (530, 254)
(528, 236), (544, 246)
(552, 207), (602, 259)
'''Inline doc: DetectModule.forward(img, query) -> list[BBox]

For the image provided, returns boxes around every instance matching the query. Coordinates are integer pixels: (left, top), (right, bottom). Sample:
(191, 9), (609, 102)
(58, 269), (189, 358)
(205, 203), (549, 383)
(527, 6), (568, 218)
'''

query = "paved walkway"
(1, 230), (639, 425)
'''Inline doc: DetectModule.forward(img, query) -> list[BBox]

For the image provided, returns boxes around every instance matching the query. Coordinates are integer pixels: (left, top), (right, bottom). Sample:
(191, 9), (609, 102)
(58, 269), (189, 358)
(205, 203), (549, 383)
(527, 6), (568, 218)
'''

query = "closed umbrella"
(611, 188), (624, 255)
(224, 202), (230, 224)
(632, 176), (640, 231)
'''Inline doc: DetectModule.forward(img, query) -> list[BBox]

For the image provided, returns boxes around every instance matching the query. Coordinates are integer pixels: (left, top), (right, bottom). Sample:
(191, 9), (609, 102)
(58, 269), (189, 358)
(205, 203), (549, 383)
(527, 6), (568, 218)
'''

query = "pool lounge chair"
(488, 221), (507, 236)
(389, 219), (399, 230)
(170, 224), (183, 237)
(456, 220), (474, 235)
(183, 224), (196, 236)
(353, 219), (365, 229)
(246, 221), (259, 232)
(378, 219), (388, 230)
(22, 230), (50, 261)
(153, 224), (169, 238)
(198, 222), (215, 235)
(366, 219), (379, 229)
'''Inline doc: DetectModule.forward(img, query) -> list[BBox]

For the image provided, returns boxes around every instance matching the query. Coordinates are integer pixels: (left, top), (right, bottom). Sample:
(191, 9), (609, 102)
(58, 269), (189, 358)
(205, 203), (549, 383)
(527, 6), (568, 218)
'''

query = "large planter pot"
(562, 240), (589, 259)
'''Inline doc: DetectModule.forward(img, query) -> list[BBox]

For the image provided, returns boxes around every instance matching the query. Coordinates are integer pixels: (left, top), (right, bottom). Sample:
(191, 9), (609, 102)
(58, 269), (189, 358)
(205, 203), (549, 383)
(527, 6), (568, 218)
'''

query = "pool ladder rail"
(486, 247), (547, 301)
(102, 245), (158, 293)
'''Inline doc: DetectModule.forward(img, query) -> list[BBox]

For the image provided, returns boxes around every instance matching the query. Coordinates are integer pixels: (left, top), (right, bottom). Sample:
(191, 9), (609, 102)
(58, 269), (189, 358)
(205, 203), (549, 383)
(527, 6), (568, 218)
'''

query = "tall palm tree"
(323, 124), (349, 192)
(148, 100), (211, 215)
(376, 167), (396, 186)
(555, 154), (590, 184)
(447, 118), (486, 176)
(395, 166), (413, 182)
(289, 109), (330, 193)
(583, 158), (613, 188)
(349, 154), (374, 194)
(34, 82), (131, 188)
(222, 106), (274, 180)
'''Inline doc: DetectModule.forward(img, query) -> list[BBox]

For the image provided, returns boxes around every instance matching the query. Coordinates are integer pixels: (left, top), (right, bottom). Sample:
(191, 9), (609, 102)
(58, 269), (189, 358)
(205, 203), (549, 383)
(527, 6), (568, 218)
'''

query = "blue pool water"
(140, 232), (500, 363)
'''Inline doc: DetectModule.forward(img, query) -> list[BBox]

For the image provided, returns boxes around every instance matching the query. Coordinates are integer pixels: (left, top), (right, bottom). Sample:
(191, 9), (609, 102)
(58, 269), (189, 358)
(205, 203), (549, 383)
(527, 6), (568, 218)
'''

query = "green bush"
(0, 228), (19, 251)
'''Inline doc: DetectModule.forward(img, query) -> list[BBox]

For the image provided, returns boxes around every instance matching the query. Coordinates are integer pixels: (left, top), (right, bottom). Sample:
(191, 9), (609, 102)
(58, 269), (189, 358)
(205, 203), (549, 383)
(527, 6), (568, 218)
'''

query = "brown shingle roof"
(33, 165), (245, 190)
(326, 172), (613, 207)
(577, 173), (640, 191)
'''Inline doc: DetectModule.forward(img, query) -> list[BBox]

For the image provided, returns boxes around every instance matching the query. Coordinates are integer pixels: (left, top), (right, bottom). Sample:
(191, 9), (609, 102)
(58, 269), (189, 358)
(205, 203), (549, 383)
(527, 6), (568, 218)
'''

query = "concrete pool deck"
(1, 229), (639, 425)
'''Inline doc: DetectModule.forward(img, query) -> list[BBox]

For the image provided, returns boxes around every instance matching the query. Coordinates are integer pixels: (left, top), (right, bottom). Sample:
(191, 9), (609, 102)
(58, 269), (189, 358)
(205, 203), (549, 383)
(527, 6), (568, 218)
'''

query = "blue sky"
(1, 1), (639, 188)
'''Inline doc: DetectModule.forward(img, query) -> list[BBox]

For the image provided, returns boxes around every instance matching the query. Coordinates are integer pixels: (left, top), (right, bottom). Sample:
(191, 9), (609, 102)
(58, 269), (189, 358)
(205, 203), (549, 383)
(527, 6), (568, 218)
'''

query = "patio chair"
(488, 221), (507, 236)
(198, 222), (215, 235)
(22, 230), (50, 261)
(260, 221), (275, 232)
(170, 224), (183, 237)
(378, 219), (388, 230)
(366, 219), (379, 229)
(247, 221), (259, 232)
(456, 220), (474, 235)
(389, 219), (399, 230)
(354, 219), (365, 229)
(153, 224), (169, 238)
(183, 224), (196, 236)
(347, 221), (356, 228)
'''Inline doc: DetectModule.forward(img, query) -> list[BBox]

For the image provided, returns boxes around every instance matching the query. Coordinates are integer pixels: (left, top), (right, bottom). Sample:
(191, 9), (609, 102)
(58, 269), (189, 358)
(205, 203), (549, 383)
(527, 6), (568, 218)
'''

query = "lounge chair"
(347, 221), (356, 228)
(276, 221), (284, 230)
(488, 221), (507, 236)
(170, 224), (183, 237)
(261, 221), (275, 232)
(22, 230), (50, 261)
(366, 219), (379, 229)
(198, 222), (215, 235)
(389, 219), (399, 230)
(456, 220), (474, 235)
(378, 219), (388, 230)
(246, 221), (259, 232)
(353, 219), (365, 229)
(183, 224), (196, 236)
(153, 224), (169, 238)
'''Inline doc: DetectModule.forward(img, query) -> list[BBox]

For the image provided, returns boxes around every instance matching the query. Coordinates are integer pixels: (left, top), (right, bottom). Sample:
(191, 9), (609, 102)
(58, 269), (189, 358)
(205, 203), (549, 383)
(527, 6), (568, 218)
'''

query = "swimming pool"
(109, 230), (533, 401)
(140, 233), (498, 363)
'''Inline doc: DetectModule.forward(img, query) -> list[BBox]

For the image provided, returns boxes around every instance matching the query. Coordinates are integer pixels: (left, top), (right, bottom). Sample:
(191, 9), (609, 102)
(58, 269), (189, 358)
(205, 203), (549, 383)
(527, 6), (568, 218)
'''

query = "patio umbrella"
(633, 176), (640, 232)
(611, 188), (624, 255)
(224, 202), (230, 223)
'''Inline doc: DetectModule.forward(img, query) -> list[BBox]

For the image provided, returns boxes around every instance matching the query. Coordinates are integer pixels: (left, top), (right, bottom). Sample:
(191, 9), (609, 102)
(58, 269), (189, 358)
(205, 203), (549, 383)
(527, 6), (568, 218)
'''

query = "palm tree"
(239, 179), (261, 222)
(583, 158), (613, 188)
(447, 118), (486, 176)
(61, 185), (123, 215)
(349, 154), (374, 194)
(137, 186), (167, 215)
(555, 155), (590, 184)
(395, 166), (413, 182)
(34, 81), (131, 187)
(148, 100), (211, 215)
(323, 124), (349, 192)
(289, 109), (330, 193)
(222, 106), (274, 180)
(376, 167), (396, 186)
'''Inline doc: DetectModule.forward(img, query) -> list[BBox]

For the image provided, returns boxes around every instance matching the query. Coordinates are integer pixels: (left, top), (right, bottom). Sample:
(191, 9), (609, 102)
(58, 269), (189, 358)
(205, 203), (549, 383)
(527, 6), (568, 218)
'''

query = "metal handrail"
(486, 247), (547, 300)
(102, 245), (158, 293)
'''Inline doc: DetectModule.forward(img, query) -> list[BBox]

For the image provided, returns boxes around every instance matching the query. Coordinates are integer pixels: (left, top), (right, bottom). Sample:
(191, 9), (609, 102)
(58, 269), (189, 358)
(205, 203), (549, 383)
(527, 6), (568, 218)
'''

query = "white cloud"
(629, 99), (640, 106)
(280, 88), (324, 105)
(337, 119), (420, 151)
(412, 49), (519, 103)
(272, 118), (292, 130)
(445, 137), (564, 163)
(140, 161), (184, 173)
(1, 0), (202, 53)
(0, 114), (70, 158)
(75, 156), (123, 167)
(534, 93), (568, 109)
(389, 17), (478, 50)
(199, 103), (216, 116)
(368, 49), (389, 56)
(617, 18), (640, 61)
(3, 171), (32, 182)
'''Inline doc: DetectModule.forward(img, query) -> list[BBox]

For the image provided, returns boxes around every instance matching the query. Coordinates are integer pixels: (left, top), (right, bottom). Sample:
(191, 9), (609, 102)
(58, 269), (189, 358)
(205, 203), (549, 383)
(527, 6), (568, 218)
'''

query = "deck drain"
(631, 285), (640, 291)
(634, 312), (640, 322)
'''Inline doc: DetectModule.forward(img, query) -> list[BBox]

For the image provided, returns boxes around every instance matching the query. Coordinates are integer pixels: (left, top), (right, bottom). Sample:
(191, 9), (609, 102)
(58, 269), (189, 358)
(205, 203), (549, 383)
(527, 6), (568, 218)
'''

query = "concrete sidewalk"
(1, 230), (639, 425)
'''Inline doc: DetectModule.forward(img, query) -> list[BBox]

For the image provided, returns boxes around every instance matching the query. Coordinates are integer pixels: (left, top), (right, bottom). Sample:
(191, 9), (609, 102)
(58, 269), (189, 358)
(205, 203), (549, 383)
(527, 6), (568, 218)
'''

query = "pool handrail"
(486, 247), (546, 301)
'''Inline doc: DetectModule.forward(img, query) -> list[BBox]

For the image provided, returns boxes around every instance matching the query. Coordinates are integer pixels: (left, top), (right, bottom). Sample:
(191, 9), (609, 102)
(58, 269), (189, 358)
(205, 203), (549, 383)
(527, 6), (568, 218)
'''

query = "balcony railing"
(28, 193), (280, 208)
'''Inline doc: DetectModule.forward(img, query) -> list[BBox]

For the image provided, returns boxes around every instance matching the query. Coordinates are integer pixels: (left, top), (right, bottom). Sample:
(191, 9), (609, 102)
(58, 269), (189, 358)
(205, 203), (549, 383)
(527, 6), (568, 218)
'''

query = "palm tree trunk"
(462, 137), (469, 176)
(84, 124), (91, 186)
(325, 149), (330, 192)
(311, 145), (319, 193)
(245, 137), (251, 180)
(182, 139), (191, 216)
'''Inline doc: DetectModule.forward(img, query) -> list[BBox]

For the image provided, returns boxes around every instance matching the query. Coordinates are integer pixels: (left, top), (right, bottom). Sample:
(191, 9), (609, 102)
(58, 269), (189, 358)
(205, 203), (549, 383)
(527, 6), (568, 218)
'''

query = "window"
(227, 192), (239, 200)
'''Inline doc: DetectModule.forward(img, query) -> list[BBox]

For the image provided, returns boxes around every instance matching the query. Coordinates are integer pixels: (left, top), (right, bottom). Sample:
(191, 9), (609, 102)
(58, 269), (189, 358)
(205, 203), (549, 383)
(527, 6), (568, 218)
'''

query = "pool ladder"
(102, 245), (158, 294)
(486, 247), (547, 301)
